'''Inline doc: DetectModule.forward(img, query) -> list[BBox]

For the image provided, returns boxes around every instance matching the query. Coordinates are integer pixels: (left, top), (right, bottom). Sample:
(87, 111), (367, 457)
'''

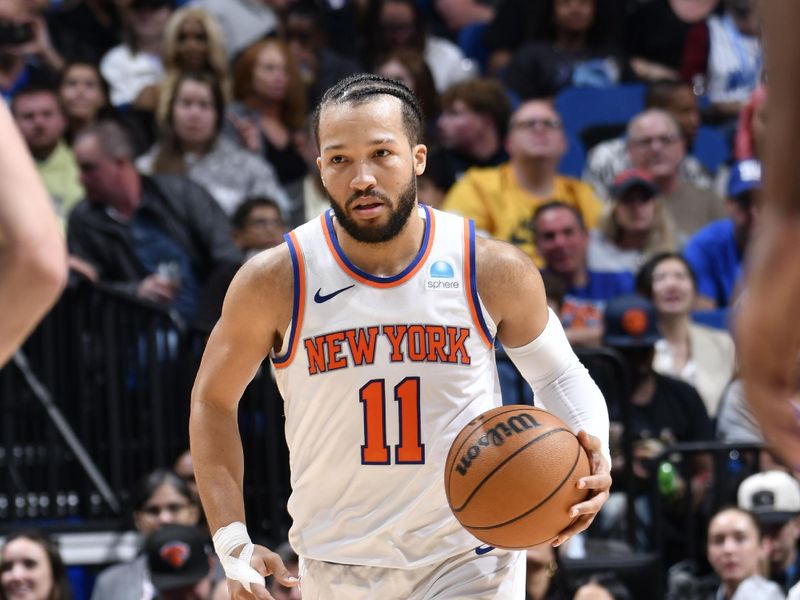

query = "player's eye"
(374, 149), (390, 158)
(329, 155), (346, 164)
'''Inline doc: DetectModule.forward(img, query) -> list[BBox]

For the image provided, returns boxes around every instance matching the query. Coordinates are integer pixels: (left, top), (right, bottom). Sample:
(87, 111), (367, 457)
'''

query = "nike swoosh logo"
(474, 544), (495, 555)
(314, 284), (355, 303)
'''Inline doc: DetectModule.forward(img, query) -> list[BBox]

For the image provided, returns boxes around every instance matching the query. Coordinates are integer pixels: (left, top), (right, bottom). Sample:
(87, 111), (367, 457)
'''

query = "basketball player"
(737, 0), (800, 471)
(190, 75), (611, 599)
(0, 99), (66, 366)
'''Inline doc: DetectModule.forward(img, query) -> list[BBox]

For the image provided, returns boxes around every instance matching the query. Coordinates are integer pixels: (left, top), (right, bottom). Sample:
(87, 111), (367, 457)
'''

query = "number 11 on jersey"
(360, 377), (425, 465)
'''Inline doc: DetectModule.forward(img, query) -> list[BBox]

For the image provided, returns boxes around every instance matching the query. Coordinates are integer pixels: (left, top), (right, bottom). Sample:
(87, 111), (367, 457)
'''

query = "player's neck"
(334, 207), (426, 277)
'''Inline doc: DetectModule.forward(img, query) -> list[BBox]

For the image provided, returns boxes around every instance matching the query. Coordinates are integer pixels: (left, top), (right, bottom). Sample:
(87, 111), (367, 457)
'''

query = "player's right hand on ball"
(227, 544), (299, 600)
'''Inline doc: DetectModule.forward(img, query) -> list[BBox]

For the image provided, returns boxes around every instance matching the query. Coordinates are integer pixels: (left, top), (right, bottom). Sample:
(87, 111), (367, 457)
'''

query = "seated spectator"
(58, 62), (111, 143)
(572, 573), (632, 600)
(706, 507), (784, 600)
(227, 39), (308, 195)
(738, 471), (800, 594)
(360, 0), (477, 93)
(599, 294), (713, 556)
(161, 7), (229, 94)
(443, 99), (603, 266)
(68, 120), (241, 325)
(533, 202), (634, 347)
(266, 541), (300, 600)
(100, 0), (172, 110)
(626, 109), (725, 239)
(145, 524), (224, 600)
(681, 0), (762, 121)
(189, 0), (278, 61)
(0, 530), (72, 600)
(584, 80), (713, 200)
(503, 0), (629, 100)
(282, 0), (362, 109)
(636, 252), (735, 416)
(525, 543), (569, 600)
(588, 169), (678, 275)
(137, 71), (289, 217)
(91, 469), (201, 600)
(11, 83), (84, 225)
(173, 449), (198, 502)
(231, 197), (287, 257)
(426, 78), (510, 194)
(683, 158), (759, 308)
(0, 0), (61, 100)
(375, 49), (440, 140)
(47, 0), (121, 66)
(624, 0), (717, 83)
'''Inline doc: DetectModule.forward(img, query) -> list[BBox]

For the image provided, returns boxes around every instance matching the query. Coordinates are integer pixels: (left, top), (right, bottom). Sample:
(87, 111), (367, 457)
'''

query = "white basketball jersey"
(272, 205), (501, 568)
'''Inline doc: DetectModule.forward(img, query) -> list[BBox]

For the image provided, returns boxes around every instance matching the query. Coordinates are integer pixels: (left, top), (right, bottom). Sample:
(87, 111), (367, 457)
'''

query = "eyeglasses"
(619, 194), (656, 205)
(629, 134), (680, 149)
(246, 217), (284, 230)
(139, 502), (191, 517)
(510, 118), (562, 131)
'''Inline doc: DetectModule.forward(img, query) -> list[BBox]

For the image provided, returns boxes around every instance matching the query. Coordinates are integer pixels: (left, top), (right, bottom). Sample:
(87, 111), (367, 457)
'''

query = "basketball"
(444, 405), (592, 549)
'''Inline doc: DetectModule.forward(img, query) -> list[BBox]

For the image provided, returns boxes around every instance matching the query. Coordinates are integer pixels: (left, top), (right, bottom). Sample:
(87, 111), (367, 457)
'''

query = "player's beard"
(328, 173), (418, 244)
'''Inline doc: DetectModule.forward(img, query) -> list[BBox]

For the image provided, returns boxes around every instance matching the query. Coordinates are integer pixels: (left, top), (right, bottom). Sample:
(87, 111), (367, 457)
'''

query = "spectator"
(161, 7), (229, 94)
(426, 78), (510, 195)
(189, 0), (279, 61)
(432, 0), (494, 37)
(572, 573), (631, 600)
(68, 120), (241, 325)
(47, 0), (122, 66)
(11, 83), (84, 225)
(375, 49), (439, 139)
(683, 158), (759, 309)
(100, 0), (172, 110)
(173, 449), (198, 502)
(626, 109), (725, 238)
(443, 99), (603, 266)
(738, 471), (800, 594)
(138, 71), (289, 217)
(145, 524), (222, 600)
(0, 530), (72, 600)
(584, 80), (713, 200)
(525, 544), (568, 600)
(227, 38), (307, 194)
(58, 62), (111, 143)
(635, 252), (735, 416)
(91, 469), (201, 600)
(706, 507), (784, 600)
(588, 169), (678, 275)
(599, 294), (713, 555)
(502, 0), (629, 99)
(624, 0), (718, 82)
(681, 0), (763, 120)
(0, 0), (61, 101)
(282, 0), (362, 109)
(231, 196), (287, 257)
(265, 541), (301, 600)
(360, 0), (477, 92)
(533, 202), (634, 347)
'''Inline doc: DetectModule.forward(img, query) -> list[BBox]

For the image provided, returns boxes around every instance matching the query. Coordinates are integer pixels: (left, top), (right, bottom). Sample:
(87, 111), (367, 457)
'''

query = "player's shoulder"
(474, 236), (543, 299)
(228, 243), (294, 306)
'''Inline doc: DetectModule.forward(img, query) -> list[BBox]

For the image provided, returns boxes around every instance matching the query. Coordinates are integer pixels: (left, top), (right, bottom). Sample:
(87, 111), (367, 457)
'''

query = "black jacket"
(68, 173), (242, 297)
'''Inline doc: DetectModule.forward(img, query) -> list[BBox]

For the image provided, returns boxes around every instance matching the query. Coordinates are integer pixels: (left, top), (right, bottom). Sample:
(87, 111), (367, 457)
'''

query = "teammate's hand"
(551, 430), (611, 547)
(226, 544), (299, 600)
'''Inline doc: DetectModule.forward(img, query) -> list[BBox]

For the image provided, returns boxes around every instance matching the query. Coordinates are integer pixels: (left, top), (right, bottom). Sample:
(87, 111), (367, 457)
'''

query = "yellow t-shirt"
(442, 163), (603, 267)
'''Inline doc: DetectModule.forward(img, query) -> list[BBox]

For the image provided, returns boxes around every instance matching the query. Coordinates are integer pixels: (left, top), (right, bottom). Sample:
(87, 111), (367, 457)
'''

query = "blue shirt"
(559, 270), (635, 329)
(683, 219), (741, 307)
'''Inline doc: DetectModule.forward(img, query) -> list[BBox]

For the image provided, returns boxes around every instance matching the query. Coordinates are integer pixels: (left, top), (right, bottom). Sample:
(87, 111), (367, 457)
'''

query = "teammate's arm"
(190, 248), (298, 600)
(476, 237), (611, 545)
(736, 0), (800, 471)
(0, 100), (67, 367)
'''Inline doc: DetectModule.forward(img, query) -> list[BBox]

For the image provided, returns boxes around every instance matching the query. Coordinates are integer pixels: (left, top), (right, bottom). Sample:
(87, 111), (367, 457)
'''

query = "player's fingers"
(569, 487), (609, 518)
(552, 513), (596, 547)
(228, 579), (274, 600)
(576, 472), (612, 492)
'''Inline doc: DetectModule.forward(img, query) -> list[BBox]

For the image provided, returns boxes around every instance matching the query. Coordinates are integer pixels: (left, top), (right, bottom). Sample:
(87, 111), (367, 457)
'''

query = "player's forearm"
(189, 397), (248, 533)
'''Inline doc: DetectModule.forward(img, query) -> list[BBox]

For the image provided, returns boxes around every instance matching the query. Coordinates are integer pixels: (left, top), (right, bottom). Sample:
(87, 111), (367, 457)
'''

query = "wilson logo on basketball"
(455, 414), (541, 476)
(621, 308), (649, 336)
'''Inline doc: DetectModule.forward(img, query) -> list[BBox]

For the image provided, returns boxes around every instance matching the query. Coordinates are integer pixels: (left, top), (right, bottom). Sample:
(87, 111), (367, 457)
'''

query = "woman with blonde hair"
(227, 38), (308, 190)
(161, 7), (229, 89)
(587, 169), (678, 275)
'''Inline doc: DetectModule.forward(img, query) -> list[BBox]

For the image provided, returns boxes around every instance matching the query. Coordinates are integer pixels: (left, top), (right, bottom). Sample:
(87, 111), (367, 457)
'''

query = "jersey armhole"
(272, 231), (305, 368)
(462, 218), (494, 349)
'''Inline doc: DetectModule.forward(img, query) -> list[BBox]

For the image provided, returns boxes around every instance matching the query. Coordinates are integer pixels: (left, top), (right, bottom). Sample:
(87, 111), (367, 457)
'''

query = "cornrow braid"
(312, 73), (425, 149)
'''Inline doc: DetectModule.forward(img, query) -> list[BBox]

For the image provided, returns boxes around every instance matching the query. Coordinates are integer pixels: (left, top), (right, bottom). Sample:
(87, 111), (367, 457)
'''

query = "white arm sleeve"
(503, 308), (610, 465)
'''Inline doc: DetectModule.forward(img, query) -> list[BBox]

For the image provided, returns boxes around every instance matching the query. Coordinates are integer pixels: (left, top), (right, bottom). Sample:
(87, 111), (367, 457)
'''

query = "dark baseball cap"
(610, 169), (657, 200)
(146, 524), (210, 591)
(728, 159), (761, 199)
(602, 294), (660, 348)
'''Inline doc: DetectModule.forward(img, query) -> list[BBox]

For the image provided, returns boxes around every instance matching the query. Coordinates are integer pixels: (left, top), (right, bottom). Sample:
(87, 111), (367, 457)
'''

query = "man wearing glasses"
(443, 99), (602, 267)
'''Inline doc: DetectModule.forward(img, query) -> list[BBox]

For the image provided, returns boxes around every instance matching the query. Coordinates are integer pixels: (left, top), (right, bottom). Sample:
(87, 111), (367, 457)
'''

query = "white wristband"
(212, 522), (264, 592)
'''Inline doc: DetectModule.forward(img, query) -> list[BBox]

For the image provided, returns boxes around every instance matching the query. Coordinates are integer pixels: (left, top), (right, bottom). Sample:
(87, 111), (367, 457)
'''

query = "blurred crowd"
(1, 0), (793, 599)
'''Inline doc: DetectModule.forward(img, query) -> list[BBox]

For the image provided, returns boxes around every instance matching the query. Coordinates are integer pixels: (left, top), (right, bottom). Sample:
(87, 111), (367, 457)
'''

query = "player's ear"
(413, 144), (427, 176)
